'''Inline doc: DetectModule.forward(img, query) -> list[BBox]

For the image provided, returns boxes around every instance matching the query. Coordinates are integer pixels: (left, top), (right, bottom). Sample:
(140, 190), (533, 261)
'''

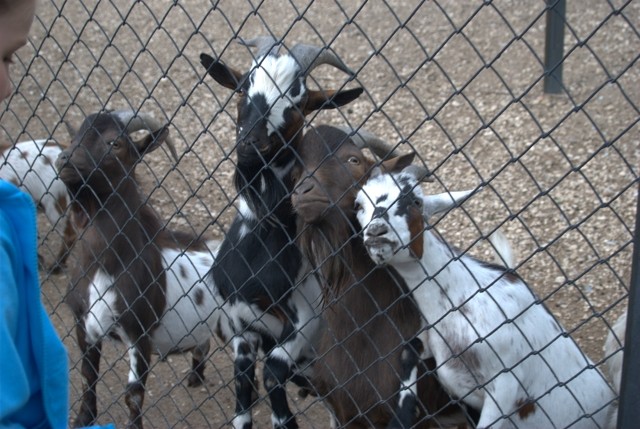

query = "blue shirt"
(0, 180), (68, 429)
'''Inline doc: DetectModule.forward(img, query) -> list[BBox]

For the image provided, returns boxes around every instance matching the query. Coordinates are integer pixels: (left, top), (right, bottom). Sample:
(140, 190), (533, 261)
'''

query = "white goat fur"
(355, 170), (615, 428)
(0, 139), (74, 266)
(84, 241), (223, 356)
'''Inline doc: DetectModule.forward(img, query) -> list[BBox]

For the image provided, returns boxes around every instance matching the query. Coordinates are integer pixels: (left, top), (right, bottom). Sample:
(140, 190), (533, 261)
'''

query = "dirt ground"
(2, 0), (639, 428)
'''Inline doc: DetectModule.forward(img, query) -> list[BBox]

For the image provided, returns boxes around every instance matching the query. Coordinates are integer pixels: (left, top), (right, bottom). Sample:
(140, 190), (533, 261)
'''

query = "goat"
(603, 309), (626, 428)
(56, 110), (222, 429)
(355, 167), (616, 428)
(200, 36), (363, 429)
(291, 125), (472, 428)
(0, 138), (75, 272)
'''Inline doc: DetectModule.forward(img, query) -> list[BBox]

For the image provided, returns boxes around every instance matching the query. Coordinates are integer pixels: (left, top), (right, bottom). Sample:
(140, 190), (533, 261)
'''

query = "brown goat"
(291, 125), (470, 428)
(57, 111), (222, 429)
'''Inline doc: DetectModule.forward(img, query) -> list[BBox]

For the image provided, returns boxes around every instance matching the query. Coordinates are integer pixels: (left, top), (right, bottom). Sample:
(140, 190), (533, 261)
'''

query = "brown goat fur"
(292, 125), (466, 427)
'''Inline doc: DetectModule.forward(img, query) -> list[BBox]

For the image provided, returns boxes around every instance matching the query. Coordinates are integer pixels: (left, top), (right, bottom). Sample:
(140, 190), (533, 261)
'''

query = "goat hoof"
(187, 372), (205, 387)
(49, 263), (63, 275)
(72, 411), (96, 428)
(297, 387), (311, 398)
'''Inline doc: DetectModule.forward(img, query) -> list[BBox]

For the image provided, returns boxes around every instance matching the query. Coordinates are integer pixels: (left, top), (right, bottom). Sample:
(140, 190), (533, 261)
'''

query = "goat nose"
(55, 151), (69, 169)
(239, 136), (257, 148)
(295, 179), (314, 196)
(367, 222), (388, 238)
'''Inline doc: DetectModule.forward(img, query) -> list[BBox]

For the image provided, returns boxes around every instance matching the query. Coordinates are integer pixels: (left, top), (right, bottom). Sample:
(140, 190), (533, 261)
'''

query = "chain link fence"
(1, 0), (638, 427)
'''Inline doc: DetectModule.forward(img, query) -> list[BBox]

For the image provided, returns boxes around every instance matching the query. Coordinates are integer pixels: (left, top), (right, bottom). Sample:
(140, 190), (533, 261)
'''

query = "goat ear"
(369, 166), (383, 179)
(134, 126), (170, 157)
(63, 120), (78, 138)
(304, 87), (364, 113)
(380, 152), (415, 173)
(200, 53), (243, 91)
(423, 190), (474, 219)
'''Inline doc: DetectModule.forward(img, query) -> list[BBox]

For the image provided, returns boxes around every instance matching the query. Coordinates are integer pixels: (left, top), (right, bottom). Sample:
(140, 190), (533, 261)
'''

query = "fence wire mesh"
(1, 0), (638, 428)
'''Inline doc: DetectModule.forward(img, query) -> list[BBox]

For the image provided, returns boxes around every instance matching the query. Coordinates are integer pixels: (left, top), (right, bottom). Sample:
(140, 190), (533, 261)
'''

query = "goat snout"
(237, 135), (271, 158)
(55, 150), (70, 171)
(366, 222), (389, 238)
(294, 179), (315, 196)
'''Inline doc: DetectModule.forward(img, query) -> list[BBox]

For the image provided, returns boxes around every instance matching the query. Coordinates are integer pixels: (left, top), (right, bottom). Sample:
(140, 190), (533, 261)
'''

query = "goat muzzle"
(365, 222), (389, 239)
(55, 150), (70, 172)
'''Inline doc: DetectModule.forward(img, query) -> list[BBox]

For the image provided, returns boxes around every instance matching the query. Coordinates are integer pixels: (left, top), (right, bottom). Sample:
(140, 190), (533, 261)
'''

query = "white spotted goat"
(355, 166), (616, 428)
(0, 139), (75, 272)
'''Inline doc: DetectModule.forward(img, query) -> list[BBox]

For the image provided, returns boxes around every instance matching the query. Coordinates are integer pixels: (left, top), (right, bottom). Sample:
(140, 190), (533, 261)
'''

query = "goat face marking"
(245, 55), (305, 136)
(356, 172), (425, 264)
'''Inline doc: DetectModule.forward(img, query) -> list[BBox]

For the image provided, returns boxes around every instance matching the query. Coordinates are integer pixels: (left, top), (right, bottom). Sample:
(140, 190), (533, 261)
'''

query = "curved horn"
(289, 43), (354, 76)
(111, 110), (179, 163)
(237, 36), (281, 60)
(338, 126), (400, 159)
(62, 120), (78, 138)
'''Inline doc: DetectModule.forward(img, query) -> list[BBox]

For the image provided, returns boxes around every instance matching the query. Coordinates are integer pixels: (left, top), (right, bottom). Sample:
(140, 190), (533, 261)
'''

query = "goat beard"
(297, 214), (360, 306)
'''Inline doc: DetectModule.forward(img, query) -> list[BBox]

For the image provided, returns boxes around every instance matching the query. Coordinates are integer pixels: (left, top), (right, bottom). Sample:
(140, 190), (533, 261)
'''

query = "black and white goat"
(291, 125), (470, 428)
(355, 167), (616, 428)
(200, 37), (363, 429)
(56, 110), (222, 429)
(0, 139), (75, 272)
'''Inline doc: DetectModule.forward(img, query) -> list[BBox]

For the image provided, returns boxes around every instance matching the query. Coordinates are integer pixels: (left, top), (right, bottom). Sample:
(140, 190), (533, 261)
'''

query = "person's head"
(0, 0), (36, 102)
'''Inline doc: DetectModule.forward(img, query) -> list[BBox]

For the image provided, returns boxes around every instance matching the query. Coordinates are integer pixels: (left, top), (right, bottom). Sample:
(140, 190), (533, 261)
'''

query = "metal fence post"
(543, 0), (566, 94)
(618, 188), (640, 429)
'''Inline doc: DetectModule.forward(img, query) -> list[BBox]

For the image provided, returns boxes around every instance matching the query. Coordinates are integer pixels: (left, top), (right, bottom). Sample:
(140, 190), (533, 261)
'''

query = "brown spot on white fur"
(194, 288), (204, 307)
(407, 207), (424, 259)
(516, 398), (536, 419)
(447, 340), (481, 373)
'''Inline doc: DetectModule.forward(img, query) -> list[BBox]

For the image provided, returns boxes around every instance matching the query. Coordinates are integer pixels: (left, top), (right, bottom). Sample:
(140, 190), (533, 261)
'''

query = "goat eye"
(354, 201), (362, 212)
(107, 140), (119, 148)
(413, 198), (423, 208)
(348, 156), (360, 165)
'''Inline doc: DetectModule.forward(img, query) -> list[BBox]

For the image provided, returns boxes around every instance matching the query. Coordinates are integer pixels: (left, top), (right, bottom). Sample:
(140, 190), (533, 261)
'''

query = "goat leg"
(188, 340), (210, 387)
(125, 336), (151, 429)
(74, 324), (102, 428)
(51, 215), (77, 274)
(387, 337), (424, 429)
(232, 335), (259, 429)
(264, 353), (298, 429)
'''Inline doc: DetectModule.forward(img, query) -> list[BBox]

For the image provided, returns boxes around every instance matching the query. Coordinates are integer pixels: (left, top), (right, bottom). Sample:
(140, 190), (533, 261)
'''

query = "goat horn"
(111, 110), (179, 164)
(62, 120), (78, 138)
(289, 43), (354, 77)
(339, 126), (400, 159)
(237, 36), (281, 60)
(403, 165), (433, 183)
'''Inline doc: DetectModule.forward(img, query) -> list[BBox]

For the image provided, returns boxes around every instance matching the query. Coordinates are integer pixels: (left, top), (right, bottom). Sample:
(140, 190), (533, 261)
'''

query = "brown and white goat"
(201, 36), (362, 429)
(356, 167), (616, 428)
(56, 110), (222, 429)
(0, 138), (75, 272)
(291, 125), (471, 428)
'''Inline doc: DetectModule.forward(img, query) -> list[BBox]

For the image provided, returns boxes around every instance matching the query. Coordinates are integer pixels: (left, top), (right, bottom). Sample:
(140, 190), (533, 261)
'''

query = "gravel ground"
(2, 0), (639, 428)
